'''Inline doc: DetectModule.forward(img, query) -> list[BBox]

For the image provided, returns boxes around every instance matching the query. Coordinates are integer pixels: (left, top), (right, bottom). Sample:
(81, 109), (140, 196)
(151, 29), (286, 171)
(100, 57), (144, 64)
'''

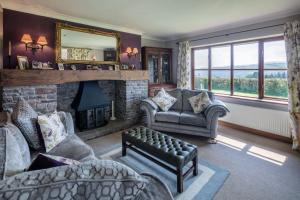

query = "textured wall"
(3, 9), (141, 69)
(115, 80), (148, 120)
(1, 85), (57, 113)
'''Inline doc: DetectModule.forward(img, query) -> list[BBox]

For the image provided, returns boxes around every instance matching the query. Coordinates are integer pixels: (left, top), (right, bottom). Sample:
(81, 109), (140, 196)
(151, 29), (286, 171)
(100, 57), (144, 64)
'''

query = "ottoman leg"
(177, 168), (183, 193)
(193, 156), (198, 176)
(122, 136), (127, 156)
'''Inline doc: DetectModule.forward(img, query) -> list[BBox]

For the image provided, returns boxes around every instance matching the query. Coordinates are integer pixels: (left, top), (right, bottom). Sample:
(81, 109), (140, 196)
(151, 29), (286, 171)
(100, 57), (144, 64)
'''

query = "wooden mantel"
(0, 70), (149, 87)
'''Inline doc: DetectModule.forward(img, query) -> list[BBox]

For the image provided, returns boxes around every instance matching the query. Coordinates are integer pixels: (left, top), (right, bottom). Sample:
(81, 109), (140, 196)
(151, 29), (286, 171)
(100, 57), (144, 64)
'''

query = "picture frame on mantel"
(17, 56), (29, 70)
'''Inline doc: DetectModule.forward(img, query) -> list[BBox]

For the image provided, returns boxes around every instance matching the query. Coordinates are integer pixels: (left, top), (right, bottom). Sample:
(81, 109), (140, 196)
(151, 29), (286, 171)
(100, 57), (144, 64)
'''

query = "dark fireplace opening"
(71, 81), (110, 131)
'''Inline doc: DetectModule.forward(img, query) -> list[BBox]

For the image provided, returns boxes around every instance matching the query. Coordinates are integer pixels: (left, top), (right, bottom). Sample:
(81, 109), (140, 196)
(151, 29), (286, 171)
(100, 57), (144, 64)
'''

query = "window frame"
(191, 36), (288, 102)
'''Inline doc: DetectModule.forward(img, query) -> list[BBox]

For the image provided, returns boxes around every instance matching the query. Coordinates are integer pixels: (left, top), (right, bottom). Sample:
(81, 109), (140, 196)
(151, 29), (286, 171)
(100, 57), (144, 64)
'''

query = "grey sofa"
(0, 111), (173, 200)
(141, 89), (229, 139)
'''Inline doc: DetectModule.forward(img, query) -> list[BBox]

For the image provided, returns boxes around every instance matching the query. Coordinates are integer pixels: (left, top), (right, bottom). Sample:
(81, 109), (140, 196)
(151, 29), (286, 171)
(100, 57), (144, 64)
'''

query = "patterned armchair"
(0, 111), (173, 200)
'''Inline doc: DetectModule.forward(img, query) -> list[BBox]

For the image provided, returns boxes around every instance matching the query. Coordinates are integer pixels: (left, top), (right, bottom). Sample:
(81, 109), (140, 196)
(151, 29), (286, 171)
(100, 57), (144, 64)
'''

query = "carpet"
(98, 145), (230, 200)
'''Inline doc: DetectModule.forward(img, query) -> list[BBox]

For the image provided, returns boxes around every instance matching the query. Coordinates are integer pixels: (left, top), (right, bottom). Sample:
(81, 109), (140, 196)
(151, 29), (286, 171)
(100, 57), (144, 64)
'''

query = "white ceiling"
(2, 0), (300, 41)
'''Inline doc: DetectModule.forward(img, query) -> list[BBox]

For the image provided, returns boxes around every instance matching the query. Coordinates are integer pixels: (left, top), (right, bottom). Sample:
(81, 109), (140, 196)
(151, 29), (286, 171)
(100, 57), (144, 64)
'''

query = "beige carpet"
(85, 125), (300, 200)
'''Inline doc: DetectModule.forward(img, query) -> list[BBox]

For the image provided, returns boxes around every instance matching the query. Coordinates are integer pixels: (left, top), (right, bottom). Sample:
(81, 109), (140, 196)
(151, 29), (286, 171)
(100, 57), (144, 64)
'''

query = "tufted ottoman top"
(122, 126), (198, 167)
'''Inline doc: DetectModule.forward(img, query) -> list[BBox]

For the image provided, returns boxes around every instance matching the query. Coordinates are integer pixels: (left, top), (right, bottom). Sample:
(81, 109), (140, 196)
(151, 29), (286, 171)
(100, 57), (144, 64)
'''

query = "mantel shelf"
(0, 70), (149, 87)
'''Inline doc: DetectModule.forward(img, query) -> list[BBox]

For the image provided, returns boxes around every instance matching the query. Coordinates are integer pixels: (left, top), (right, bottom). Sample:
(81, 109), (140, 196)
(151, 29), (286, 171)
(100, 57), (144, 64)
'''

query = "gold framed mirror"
(55, 22), (120, 64)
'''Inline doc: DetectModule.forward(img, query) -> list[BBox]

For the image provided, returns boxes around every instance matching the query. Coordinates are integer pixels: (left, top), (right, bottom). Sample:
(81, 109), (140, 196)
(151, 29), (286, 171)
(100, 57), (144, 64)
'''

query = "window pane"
(264, 70), (288, 98)
(234, 42), (258, 69)
(194, 70), (208, 90)
(211, 46), (230, 69)
(264, 40), (287, 69)
(194, 49), (209, 69)
(234, 70), (258, 97)
(211, 70), (230, 94)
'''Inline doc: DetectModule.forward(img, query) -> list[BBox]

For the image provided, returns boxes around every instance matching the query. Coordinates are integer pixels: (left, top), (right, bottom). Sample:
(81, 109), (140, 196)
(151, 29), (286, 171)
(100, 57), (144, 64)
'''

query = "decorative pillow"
(11, 98), (42, 150)
(28, 153), (80, 171)
(152, 88), (177, 112)
(188, 91), (212, 114)
(38, 112), (68, 152)
(0, 127), (31, 178)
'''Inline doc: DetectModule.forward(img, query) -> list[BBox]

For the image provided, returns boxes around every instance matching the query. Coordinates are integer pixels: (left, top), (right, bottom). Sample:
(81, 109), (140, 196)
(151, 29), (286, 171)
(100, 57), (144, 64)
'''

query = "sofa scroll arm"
(140, 99), (159, 127)
(204, 100), (229, 138)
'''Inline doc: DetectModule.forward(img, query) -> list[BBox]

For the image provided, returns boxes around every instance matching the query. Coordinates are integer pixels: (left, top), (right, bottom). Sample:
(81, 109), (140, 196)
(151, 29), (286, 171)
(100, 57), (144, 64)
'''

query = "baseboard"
(218, 120), (292, 144)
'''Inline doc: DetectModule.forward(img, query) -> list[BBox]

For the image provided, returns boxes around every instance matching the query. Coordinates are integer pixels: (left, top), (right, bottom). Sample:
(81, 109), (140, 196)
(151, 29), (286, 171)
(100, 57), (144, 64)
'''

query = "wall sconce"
(125, 47), (138, 58)
(21, 34), (48, 51)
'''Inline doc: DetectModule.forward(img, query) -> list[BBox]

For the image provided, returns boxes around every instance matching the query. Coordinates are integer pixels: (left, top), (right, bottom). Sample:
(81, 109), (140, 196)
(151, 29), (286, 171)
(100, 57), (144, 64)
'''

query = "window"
(191, 37), (288, 100)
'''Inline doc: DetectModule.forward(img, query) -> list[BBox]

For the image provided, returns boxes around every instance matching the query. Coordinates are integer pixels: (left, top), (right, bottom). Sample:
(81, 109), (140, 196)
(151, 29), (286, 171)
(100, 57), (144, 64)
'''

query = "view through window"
(192, 37), (288, 100)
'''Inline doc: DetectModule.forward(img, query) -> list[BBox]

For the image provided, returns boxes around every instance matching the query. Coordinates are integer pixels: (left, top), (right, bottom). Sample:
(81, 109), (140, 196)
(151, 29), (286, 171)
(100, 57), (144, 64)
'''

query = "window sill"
(215, 94), (288, 111)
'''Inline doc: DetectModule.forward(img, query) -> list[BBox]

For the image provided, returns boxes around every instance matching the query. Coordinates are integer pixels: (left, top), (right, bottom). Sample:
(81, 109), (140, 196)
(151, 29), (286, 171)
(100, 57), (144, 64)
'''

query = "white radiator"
(220, 103), (290, 138)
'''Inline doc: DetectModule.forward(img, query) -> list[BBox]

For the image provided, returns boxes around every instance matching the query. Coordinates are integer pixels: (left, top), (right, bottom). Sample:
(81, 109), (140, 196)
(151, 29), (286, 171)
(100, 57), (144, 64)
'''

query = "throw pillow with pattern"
(38, 112), (68, 152)
(152, 88), (177, 112)
(11, 98), (42, 150)
(188, 91), (212, 114)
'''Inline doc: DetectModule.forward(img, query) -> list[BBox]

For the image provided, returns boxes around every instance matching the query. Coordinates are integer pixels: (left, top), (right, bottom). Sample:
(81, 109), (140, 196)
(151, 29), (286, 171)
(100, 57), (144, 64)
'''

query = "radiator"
(220, 103), (290, 138)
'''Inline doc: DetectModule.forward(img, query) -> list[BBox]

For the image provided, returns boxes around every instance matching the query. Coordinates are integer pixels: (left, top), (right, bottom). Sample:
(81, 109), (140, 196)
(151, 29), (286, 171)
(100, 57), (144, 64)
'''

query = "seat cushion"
(155, 111), (180, 123)
(48, 134), (95, 162)
(179, 111), (207, 127)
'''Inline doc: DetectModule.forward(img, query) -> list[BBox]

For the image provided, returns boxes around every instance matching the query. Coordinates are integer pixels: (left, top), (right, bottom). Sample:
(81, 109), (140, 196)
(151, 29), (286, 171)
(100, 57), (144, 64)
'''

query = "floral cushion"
(11, 98), (41, 150)
(188, 91), (212, 113)
(152, 88), (177, 112)
(38, 112), (68, 152)
(28, 153), (80, 171)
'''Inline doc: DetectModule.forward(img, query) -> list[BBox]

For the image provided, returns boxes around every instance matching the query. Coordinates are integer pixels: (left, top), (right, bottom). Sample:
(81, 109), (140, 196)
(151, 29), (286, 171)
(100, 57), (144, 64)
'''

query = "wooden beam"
(0, 70), (149, 86)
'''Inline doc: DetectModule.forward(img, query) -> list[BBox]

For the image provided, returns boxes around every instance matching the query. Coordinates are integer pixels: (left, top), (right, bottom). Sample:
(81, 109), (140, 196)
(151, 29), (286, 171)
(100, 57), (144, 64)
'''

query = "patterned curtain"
(177, 41), (191, 89)
(284, 21), (300, 150)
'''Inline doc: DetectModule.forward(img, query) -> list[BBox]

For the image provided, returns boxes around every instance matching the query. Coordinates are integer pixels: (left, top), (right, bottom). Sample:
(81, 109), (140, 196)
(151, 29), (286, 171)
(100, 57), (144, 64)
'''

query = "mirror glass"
(59, 28), (118, 63)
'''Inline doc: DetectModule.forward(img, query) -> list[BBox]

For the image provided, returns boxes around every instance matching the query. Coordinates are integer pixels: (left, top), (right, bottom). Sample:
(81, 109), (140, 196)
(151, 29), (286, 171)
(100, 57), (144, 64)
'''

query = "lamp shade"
(37, 36), (48, 46)
(132, 48), (138, 55)
(21, 34), (33, 44)
(126, 47), (132, 54)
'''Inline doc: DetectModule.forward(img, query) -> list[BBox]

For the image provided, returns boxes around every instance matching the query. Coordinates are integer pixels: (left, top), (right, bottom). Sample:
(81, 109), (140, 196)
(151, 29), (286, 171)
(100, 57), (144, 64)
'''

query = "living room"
(0, 0), (299, 199)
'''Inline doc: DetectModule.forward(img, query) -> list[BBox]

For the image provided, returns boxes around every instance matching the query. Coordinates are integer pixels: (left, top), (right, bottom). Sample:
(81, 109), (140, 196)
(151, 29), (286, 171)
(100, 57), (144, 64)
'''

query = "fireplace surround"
(0, 79), (148, 134)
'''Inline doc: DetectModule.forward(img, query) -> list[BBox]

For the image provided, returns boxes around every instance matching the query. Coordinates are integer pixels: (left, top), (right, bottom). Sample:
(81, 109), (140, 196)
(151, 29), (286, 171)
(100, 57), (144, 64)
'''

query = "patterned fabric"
(188, 92), (212, 113)
(38, 112), (68, 152)
(57, 111), (75, 135)
(4, 123), (31, 170)
(284, 21), (300, 150)
(152, 88), (177, 112)
(28, 153), (80, 171)
(177, 41), (191, 89)
(0, 128), (30, 178)
(0, 160), (147, 200)
(11, 98), (41, 150)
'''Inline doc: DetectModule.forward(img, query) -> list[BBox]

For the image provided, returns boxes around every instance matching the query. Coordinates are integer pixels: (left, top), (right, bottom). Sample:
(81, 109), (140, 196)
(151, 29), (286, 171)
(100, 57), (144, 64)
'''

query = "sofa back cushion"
(182, 89), (214, 112)
(0, 124), (31, 179)
(155, 88), (183, 111)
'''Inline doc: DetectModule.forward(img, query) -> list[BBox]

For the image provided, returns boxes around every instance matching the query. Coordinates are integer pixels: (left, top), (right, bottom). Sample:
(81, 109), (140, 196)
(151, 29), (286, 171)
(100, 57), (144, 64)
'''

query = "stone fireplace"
(0, 79), (148, 135)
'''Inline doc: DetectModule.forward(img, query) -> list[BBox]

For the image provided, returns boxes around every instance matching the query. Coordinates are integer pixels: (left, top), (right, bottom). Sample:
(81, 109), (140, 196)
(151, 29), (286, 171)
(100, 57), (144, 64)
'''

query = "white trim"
(0, 0), (144, 35)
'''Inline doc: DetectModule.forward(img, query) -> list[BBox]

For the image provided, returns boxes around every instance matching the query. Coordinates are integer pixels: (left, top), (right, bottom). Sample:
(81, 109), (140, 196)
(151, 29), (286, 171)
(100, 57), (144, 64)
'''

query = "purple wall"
(3, 9), (141, 69)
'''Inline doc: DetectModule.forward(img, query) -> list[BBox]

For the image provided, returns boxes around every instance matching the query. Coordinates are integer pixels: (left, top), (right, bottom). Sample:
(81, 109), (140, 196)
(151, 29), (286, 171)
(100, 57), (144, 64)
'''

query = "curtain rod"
(176, 23), (285, 45)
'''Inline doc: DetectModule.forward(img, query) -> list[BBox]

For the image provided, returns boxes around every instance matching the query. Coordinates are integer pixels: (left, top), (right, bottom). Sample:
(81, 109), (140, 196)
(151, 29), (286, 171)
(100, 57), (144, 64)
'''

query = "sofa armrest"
(204, 100), (229, 118)
(204, 100), (229, 138)
(57, 111), (75, 135)
(141, 99), (159, 126)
